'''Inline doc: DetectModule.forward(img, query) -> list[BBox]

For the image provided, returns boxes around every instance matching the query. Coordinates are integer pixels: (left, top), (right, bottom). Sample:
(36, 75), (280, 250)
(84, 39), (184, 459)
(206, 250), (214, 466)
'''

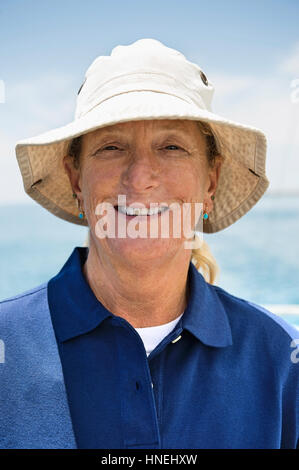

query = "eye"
(102, 145), (120, 151)
(92, 144), (123, 156)
(162, 144), (184, 151)
(160, 144), (189, 156)
(165, 145), (180, 150)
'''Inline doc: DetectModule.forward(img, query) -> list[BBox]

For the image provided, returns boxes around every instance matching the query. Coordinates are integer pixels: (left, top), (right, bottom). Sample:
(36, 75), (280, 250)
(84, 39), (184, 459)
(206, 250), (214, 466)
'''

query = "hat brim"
(15, 90), (269, 233)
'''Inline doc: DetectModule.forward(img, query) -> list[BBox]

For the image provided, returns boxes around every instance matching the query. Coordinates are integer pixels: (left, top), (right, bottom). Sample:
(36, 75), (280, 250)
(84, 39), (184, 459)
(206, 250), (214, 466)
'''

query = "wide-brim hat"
(15, 38), (269, 233)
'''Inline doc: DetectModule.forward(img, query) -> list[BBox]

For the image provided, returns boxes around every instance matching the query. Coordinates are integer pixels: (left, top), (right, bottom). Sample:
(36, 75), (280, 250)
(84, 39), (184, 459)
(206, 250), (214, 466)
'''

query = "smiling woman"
(1, 38), (298, 450)
(68, 120), (223, 284)
(63, 118), (222, 314)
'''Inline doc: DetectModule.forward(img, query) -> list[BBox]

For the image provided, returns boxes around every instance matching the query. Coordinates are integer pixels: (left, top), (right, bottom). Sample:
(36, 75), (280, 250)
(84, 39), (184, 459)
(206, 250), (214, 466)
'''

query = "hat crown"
(110, 38), (187, 61)
(75, 38), (214, 119)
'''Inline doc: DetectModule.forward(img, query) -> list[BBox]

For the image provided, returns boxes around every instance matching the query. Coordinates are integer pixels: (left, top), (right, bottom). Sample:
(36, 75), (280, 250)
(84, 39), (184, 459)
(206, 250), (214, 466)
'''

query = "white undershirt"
(135, 312), (184, 356)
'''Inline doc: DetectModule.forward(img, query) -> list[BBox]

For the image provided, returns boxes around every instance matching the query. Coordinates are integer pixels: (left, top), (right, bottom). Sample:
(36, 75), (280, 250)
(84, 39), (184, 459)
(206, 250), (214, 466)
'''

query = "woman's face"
(64, 119), (221, 268)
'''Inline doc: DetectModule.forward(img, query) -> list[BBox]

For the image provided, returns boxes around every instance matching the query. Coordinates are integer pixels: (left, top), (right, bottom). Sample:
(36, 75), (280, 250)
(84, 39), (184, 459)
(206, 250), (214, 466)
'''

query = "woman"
(1, 39), (298, 449)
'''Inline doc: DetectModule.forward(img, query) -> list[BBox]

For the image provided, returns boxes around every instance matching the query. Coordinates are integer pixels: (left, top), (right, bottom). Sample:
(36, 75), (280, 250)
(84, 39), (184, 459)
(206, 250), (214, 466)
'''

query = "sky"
(0, 0), (299, 204)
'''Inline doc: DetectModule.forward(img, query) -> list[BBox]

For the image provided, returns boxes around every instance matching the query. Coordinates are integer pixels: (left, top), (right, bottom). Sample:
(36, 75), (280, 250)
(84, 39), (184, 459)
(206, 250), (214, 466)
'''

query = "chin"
(108, 237), (179, 264)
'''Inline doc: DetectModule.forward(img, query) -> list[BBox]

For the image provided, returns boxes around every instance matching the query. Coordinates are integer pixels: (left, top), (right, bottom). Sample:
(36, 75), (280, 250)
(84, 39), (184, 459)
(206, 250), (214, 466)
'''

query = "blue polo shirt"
(47, 247), (299, 449)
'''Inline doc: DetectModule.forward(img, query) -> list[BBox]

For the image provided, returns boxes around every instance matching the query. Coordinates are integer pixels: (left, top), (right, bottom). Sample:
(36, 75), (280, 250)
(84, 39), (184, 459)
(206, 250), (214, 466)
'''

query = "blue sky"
(1, 0), (298, 76)
(0, 0), (299, 203)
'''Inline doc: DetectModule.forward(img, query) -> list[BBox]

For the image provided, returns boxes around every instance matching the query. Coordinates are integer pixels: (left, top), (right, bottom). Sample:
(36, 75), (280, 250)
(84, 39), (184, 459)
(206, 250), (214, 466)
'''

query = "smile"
(115, 206), (169, 216)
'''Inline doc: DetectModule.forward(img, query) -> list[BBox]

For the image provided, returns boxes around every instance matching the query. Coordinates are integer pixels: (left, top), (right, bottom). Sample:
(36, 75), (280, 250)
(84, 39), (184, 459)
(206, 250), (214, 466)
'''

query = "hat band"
(75, 72), (207, 119)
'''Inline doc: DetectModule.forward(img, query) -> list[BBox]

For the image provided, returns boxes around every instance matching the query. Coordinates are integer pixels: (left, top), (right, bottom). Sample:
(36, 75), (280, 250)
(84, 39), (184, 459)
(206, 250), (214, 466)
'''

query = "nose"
(121, 149), (161, 193)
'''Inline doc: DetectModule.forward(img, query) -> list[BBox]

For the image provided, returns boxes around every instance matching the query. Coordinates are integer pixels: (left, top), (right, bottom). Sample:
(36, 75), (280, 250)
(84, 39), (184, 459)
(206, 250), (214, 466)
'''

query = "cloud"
(279, 42), (299, 76)
(209, 54), (299, 193)
(0, 73), (78, 204)
(5, 74), (77, 138)
(209, 74), (257, 98)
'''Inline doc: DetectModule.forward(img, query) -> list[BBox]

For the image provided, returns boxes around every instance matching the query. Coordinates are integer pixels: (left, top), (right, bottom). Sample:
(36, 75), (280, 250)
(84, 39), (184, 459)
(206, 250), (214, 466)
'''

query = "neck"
(82, 239), (191, 328)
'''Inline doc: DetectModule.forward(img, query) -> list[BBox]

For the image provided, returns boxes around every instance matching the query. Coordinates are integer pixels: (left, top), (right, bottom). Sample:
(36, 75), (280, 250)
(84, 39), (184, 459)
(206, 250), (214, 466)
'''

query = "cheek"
(81, 163), (120, 203)
(165, 163), (205, 201)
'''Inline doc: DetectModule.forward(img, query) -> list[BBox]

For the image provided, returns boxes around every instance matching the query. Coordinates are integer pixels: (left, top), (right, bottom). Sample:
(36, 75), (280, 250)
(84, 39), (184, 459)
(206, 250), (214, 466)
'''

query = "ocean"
(1, 194), (299, 329)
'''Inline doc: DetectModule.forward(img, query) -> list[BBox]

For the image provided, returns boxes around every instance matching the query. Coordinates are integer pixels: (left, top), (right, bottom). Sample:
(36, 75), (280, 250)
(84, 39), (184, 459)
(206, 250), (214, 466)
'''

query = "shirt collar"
(182, 262), (232, 347)
(48, 247), (112, 342)
(48, 247), (232, 348)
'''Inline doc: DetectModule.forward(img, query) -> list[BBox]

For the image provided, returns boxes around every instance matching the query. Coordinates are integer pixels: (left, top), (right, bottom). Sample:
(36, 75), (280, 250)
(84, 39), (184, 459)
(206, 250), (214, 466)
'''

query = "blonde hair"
(187, 121), (224, 285)
(77, 120), (224, 286)
(191, 235), (219, 285)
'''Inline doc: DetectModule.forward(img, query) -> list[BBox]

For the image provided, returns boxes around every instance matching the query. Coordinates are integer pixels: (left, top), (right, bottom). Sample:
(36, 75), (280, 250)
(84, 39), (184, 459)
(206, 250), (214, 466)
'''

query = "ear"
(204, 156), (223, 209)
(63, 154), (83, 199)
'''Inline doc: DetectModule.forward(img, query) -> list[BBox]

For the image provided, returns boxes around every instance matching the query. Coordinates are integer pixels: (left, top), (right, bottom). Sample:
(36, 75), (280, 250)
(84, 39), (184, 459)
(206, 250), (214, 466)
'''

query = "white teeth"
(117, 206), (168, 216)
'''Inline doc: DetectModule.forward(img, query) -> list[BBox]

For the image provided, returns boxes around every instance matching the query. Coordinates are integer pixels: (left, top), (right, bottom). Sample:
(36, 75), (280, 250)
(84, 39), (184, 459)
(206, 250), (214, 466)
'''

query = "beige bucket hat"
(15, 38), (269, 233)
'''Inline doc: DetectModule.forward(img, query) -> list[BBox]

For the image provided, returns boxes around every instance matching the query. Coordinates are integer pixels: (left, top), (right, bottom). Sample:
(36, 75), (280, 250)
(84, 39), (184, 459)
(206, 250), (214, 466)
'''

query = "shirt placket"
(112, 317), (184, 449)
(112, 317), (161, 449)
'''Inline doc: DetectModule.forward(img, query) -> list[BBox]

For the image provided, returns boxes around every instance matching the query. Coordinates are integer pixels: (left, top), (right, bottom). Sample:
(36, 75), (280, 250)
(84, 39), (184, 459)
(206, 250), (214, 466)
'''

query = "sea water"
(0, 194), (298, 328)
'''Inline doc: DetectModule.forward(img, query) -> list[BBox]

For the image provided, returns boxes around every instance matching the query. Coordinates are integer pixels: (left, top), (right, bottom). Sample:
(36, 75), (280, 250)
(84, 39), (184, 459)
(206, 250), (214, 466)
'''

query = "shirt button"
(151, 382), (154, 388)
(171, 335), (182, 343)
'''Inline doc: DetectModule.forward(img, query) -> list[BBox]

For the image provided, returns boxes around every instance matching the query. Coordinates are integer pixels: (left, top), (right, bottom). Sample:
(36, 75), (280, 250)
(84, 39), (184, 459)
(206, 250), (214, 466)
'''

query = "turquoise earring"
(73, 192), (85, 219)
(78, 201), (85, 219)
(203, 194), (215, 220)
(203, 203), (209, 220)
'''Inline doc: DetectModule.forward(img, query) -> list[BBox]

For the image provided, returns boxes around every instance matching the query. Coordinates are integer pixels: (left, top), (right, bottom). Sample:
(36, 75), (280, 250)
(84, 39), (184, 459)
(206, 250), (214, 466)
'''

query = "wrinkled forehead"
(81, 119), (206, 147)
